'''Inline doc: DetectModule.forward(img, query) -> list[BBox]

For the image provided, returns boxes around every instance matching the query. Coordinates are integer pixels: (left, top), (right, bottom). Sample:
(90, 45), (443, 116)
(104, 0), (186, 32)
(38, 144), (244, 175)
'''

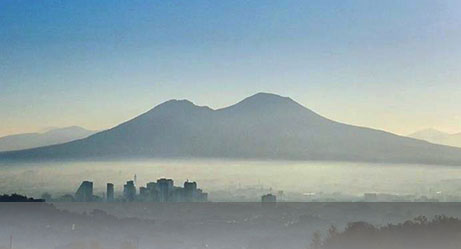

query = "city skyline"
(1, 0), (461, 137)
(44, 177), (209, 203)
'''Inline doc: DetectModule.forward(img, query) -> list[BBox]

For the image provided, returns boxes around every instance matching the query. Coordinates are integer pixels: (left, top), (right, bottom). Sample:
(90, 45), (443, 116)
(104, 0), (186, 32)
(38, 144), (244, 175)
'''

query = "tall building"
(172, 186), (185, 202)
(75, 181), (93, 202)
(184, 181), (197, 202)
(146, 182), (159, 201)
(123, 180), (136, 201)
(139, 186), (149, 201)
(196, 188), (208, 202)
(157, 178), (174, 202)
(146, 182), (157, 190)
(106, 183), (114, 201)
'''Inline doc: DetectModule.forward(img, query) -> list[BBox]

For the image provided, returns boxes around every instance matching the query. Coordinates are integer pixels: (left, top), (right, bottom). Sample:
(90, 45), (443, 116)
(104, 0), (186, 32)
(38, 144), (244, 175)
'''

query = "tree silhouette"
(313, 216), (461, 249)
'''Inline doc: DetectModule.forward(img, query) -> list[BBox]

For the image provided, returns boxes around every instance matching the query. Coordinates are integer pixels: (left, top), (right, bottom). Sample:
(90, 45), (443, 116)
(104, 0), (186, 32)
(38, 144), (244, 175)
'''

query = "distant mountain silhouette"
(409, 128), (461, 148)
(0, 126), (96, 152)
(2, 93), (461, 165)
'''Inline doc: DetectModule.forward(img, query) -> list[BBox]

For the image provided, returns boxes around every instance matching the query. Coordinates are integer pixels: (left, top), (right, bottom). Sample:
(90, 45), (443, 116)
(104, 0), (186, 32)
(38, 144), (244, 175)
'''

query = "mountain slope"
(2, 93), (461, 165)
(409, 129), (461, 148)
(0, 126), (97, 152)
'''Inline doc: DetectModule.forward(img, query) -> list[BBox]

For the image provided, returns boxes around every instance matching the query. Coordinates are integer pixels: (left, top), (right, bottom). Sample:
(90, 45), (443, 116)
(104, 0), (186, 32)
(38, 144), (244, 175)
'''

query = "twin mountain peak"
(2, 93), (461, 166)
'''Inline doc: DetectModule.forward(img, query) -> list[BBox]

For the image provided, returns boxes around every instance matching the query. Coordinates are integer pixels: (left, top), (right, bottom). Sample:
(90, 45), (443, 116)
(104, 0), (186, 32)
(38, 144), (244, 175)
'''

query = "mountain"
(0, 126), (97, 152)
(408, 129), (461, 148)
(2, 93), (461, 165)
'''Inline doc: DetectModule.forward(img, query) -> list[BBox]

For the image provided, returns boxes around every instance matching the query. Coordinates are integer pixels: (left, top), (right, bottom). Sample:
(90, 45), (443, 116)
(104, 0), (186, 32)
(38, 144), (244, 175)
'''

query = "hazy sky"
(1, 0), (461, 137)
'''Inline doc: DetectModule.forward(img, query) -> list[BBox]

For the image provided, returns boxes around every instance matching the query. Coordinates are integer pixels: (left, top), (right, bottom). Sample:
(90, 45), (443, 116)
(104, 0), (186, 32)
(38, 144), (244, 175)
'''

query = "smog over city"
(1, 1), (461, 249)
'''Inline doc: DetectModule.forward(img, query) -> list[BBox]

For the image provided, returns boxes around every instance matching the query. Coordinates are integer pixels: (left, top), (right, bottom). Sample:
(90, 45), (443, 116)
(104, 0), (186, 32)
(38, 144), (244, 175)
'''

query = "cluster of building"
(75, 178), (208, 202)
(261, 193), (277, 206)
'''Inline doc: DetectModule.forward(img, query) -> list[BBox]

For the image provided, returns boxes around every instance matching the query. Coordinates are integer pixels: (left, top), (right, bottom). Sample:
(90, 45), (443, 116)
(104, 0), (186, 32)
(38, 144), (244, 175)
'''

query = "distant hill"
(408, 129), (461, 148)
(2, 93), (461, 165)
(0, 126), (97, 152)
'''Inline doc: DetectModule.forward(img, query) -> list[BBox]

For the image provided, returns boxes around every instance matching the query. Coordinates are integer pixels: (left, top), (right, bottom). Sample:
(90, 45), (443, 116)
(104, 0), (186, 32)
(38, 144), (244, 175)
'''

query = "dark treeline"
(0, 193), (44, 202)
(312, 215), (461, 249)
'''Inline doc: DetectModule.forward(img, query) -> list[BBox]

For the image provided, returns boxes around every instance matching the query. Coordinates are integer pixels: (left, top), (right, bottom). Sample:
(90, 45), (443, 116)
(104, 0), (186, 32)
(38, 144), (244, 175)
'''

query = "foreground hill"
(0, 126), (96, 152)
(408, 128), (461, 148)
(319, 215), (461, 249)
(2, 93), (461, 165)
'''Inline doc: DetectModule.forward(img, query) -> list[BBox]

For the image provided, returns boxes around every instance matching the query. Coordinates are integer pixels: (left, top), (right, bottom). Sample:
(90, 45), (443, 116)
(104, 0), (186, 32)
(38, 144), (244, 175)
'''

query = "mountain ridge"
(0, 126), (97, 152)
(2, 93), (461, 165)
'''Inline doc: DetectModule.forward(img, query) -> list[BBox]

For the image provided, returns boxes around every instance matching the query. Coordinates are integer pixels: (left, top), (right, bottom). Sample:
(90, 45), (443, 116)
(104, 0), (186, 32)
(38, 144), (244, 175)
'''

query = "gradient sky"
(1, 0), (461, 137)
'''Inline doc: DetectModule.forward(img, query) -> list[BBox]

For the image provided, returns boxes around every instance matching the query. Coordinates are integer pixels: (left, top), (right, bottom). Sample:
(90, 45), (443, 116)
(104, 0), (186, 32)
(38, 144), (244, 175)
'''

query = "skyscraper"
(157, 178), (174, 202)
(75, 181), (93, 202)
(106, 183), (114, 201)
(139, 186), (149, 201)
(123, 180), (136, 202)
(146, 182), (159, 201)
(184, 180), (197, 202)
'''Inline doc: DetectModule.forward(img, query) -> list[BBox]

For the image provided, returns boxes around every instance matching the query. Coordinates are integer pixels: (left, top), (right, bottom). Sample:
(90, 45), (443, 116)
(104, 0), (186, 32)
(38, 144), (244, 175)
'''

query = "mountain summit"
(409, 129), (461, 148)
(2, 93), (461, 165)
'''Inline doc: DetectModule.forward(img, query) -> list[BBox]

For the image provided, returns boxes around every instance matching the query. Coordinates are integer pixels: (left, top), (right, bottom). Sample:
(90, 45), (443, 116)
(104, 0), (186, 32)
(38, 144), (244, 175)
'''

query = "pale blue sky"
(1, 0), (461, 136)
